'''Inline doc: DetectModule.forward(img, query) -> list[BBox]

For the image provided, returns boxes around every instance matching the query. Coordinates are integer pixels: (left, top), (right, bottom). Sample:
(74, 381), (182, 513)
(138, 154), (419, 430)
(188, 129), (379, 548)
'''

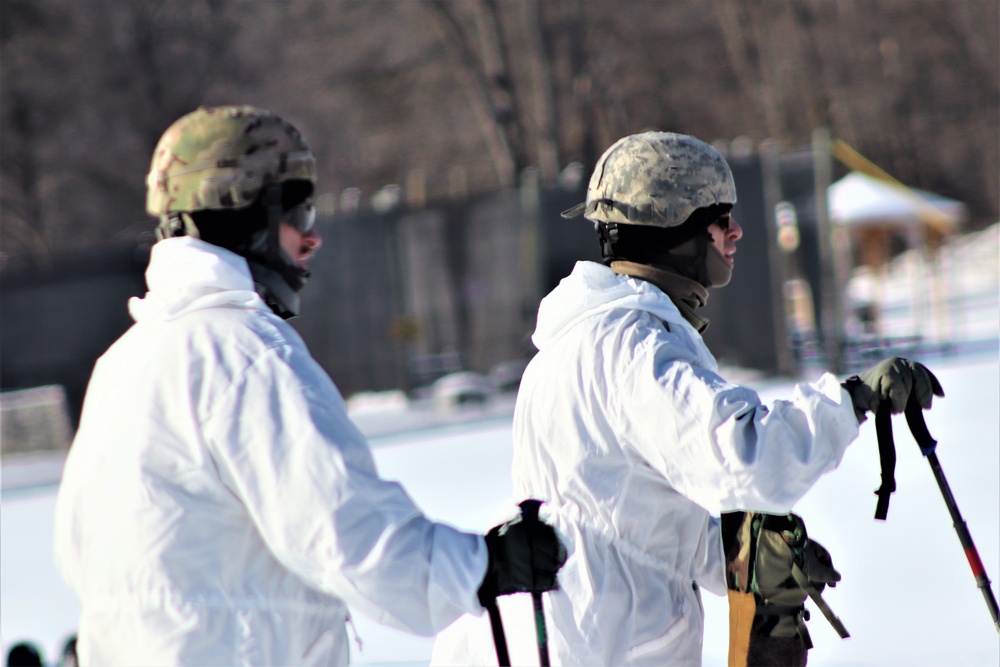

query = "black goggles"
(285, 200), (317, 234)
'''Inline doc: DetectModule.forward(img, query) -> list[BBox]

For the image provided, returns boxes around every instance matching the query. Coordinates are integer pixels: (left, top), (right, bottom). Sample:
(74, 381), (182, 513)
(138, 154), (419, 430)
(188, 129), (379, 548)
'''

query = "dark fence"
(2, 146), (826, 426)
(1, 245), (149, 429)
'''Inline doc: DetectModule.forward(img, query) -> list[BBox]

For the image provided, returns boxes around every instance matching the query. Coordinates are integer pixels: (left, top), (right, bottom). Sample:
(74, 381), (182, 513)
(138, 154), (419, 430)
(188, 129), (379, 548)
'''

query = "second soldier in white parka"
(432, 131), (941, 666)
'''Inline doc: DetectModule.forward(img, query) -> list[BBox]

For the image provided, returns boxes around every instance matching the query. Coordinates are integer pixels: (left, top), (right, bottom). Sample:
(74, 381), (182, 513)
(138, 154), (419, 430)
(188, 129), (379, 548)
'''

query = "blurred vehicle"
(431, 371), (493, 411)
(488, 359), (530, 394)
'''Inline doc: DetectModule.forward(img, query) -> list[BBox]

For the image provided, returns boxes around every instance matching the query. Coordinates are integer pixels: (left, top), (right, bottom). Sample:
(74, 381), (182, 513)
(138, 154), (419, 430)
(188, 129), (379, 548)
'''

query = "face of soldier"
(279, 221), (322, 269)
(708, 214), (742, 267)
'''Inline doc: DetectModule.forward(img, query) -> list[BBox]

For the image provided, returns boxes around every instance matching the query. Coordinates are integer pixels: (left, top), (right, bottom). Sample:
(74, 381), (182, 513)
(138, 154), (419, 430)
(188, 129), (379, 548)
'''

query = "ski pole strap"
(873, 397), (942, 520)
(874, 405), (896, 520)
(904, 400), (938, 456)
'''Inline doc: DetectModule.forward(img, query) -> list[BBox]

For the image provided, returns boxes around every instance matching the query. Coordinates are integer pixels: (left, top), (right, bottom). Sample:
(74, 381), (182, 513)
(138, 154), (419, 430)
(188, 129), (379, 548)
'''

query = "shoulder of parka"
(146, 305), (314, 424)
(592, 307), (697, 425)
(186, 304), (305, 359)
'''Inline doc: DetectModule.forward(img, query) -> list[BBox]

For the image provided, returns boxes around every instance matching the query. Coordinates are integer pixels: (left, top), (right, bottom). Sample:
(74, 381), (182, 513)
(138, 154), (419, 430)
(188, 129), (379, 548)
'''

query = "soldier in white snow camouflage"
(54, 105), (566, 667)
(433, 130), (941, 667)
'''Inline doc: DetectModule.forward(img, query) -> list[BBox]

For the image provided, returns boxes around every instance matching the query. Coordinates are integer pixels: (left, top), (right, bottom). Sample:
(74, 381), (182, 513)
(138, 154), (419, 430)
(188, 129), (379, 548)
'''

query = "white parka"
(432, 261), (859, 666)
(54, 238), (488, 666)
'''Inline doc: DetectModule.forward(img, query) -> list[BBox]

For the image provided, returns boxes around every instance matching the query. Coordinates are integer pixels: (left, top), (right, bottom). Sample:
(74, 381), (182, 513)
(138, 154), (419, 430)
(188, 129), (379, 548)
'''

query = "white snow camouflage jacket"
(54, 237), (488, 666)
(432, 261), (860, 666)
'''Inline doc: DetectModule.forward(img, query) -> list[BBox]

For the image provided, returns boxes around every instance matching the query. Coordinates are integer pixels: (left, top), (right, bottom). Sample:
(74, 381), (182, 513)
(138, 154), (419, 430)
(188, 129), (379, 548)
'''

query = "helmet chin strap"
(247, 260), (302, 319)
(154, 185), (312, 319)
(261, 185), (284, 264)
(597, 205), (735, 289)
(155, 212), (200, 241)
(601, 224), (715, 287)
(243, 184), (311, 319)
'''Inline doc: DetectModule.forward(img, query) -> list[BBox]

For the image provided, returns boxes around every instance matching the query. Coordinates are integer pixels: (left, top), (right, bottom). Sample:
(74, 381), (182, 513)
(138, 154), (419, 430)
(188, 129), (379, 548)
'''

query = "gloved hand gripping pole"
(484, 499), (561, 666)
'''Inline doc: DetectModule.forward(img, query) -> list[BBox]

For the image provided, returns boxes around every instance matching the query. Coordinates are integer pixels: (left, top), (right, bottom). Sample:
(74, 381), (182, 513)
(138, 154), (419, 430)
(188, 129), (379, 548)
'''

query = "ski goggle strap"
(285, 200), (316, 234)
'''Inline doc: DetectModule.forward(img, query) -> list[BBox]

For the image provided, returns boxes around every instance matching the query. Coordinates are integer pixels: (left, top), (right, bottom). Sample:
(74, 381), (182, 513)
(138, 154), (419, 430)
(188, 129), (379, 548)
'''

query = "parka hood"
(129, 237), (267, 322)
(531, 260), (698, 352)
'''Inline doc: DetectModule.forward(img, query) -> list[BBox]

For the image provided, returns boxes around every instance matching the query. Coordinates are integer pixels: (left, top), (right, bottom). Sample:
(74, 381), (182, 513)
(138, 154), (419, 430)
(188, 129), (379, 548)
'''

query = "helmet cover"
(562, 131), (736, 227)
(146, 105), (316, 217)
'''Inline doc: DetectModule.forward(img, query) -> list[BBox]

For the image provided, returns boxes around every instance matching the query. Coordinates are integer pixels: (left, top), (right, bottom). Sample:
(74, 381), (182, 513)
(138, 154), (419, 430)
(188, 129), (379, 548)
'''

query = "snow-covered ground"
(2, 225), (997, 666)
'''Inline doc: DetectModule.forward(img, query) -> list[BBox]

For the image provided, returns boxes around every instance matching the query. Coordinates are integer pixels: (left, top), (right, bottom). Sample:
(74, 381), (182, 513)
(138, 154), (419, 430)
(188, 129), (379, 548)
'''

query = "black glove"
(477, 500), (567, 607)
(842, 357), (944, 419)
(801, 538), (841, 591)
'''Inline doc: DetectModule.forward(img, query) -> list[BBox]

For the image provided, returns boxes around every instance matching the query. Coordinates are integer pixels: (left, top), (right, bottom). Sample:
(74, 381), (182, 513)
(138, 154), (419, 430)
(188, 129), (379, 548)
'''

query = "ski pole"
(903, 399), (1000, 635)
(485, 599), (511, 667)
(519, 499), (552, 666)
(530, 592), (551, 667)
(873, 406), (897, 520)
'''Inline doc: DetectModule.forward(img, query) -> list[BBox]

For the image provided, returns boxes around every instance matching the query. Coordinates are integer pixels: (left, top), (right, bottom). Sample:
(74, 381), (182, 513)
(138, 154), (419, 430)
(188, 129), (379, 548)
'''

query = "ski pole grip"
(904, 399), (938, 456)
(519, 499), (542, 524)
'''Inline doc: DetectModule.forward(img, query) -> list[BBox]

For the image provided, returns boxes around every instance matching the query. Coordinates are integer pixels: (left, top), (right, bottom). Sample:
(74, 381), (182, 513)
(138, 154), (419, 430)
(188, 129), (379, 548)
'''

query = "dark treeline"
(2, 0), (997, 260)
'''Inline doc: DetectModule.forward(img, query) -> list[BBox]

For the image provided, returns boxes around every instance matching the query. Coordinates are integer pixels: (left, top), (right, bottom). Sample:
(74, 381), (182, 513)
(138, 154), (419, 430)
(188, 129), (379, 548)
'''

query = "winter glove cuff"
(841, 376), (874, 424)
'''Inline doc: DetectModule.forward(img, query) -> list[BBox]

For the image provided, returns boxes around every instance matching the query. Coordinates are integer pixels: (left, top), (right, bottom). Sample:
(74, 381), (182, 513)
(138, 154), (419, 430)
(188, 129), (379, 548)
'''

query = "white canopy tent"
(830, 171), (965, 262)
(830, 171), (966, 229)
(828, 171), (968, 344)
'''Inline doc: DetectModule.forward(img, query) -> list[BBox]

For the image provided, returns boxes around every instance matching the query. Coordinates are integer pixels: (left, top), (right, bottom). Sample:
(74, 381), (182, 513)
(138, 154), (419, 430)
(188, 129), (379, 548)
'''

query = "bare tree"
(1, 0), (78, 259)
(420, 0), (527, 187)
(2, 0), (997, 259)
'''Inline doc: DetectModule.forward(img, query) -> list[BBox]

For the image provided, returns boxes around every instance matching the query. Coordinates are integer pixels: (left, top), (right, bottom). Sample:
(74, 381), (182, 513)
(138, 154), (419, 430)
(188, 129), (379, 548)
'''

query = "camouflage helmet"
(146, 105), (316, 217)
(561, 131), (736, 227)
